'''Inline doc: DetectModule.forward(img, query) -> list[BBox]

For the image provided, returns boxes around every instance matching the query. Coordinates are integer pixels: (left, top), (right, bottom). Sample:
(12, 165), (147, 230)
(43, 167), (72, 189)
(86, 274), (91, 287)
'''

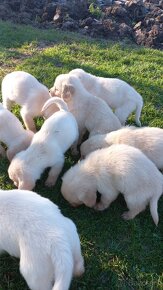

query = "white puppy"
(0, 103), (34, 161)
(0, 189), (84, 290)
(50, 74), (121, 150)
(61, 144), (163, 225)
(69, 68), (143, 126)
(1, 71), (51, 132)
(8, 97), (79, 190)
(80, 126), (163, 169)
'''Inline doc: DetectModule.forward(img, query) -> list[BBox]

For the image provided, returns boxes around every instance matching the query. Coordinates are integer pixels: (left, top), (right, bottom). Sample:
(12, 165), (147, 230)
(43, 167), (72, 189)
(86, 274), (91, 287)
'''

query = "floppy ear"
(61, 84), (75, 100)
(80, 190), (97, 208)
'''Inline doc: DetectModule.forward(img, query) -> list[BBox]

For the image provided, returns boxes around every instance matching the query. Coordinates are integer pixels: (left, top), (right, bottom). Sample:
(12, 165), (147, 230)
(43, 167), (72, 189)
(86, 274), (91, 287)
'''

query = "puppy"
(50, 74), (121, 151)
(0, 103), (34, 161)
(0, 189), (84, 290)
(69, 68), (143, 126)
(61, 144), (163, 225)
(8, 97), (79, 190)
(1, 71), (51, 132)
(80, 126), (163, 169)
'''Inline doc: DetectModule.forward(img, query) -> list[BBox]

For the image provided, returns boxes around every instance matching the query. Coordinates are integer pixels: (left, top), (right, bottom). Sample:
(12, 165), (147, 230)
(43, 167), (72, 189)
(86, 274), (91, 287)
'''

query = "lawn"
(0, 20), (162, 290)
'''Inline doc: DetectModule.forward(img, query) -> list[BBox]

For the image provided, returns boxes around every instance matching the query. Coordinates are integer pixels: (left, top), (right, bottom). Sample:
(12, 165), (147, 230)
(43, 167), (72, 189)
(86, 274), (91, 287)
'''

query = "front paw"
(122, 211), (132, 220)
(94, 202), (107, 211)
(45, 178), (56, 187)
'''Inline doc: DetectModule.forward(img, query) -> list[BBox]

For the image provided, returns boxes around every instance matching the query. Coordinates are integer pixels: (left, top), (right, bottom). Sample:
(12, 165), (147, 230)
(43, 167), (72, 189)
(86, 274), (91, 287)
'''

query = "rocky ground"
(0, 0), (162, 49)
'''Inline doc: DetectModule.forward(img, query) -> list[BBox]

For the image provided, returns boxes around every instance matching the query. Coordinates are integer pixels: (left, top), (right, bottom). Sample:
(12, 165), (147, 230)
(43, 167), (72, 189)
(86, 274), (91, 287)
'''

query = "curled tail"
(149, 196), (160, 226)
(135, 94), (143, 127)
(42, 96), (69, 113)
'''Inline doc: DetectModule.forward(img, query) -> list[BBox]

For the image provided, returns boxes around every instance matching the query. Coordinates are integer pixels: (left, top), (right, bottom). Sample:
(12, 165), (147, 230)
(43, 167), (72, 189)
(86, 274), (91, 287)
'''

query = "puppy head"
(8, 154), (35, 190)
(61, 164), (97, 208)
(50, 74), (69, 97)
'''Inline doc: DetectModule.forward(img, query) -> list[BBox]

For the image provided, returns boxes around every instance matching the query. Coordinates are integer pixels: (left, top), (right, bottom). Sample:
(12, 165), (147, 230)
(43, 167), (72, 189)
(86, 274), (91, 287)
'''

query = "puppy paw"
(94, 202), (106, 211)
(122, 211), (132, 220)
(45, 179), (55, 187)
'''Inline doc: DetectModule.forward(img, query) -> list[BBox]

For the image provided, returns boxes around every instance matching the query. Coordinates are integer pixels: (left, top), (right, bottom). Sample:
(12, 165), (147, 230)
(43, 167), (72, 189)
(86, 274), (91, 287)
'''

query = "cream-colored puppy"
(80, 126), (163, 169)
(61, 144), (163, 225)
(8, 97), (79, 190)
(50, 74), (121, 150)
(69, 68), (143, 126)
(0, 103), (34, 161)
(1, 71), (51, 132)
(0, 189), (84, 290)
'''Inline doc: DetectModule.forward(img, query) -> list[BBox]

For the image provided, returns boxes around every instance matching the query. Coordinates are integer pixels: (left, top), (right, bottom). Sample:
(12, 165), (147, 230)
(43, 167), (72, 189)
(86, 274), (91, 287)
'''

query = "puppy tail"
(51, 246), (73, 290)
(42, 96), (69, 113)
(149, 196), (159, 226)
(135, 94), (143, 127)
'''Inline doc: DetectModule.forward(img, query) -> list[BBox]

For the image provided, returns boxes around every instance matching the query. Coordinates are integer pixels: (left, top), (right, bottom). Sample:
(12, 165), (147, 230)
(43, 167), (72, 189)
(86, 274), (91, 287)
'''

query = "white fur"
(69, 68), (143, 126)
(1, 71), (51, 132)
(0, 189), (84, 290)
(80, 126), (163, 169)
(8, 97), (79, 190)
(61, 144), (163, 225)
(51, 74), (121, 152)
(0, 103), (34, 161)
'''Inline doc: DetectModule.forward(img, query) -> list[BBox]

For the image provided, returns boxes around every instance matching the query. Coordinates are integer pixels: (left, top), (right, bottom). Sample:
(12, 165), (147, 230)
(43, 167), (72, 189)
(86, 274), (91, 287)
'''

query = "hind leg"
(114, 101), (136, 125)
(122, 194), (147, 220)
(73, 238), (84, 277)
(20, 107), (36, 132)
(20, 246), (53, 290)
(45, 157), (64, 187)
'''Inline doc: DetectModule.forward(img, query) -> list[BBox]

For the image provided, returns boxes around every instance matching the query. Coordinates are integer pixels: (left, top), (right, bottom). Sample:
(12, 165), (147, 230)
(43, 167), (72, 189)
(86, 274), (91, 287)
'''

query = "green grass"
(0, 20), (163, 290)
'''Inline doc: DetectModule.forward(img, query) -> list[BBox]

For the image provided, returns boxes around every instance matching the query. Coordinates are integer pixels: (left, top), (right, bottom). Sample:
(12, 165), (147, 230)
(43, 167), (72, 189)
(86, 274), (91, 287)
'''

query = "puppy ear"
(61, 84), (75, 100)
(81, 190), (96, 208)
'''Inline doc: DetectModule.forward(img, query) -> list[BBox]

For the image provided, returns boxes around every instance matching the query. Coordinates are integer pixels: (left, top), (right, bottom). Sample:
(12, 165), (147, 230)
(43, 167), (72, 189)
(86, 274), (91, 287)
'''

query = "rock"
(119, 22), (134, 38)
(125, 0), (148, 21)
(103, 18), (119, 37)
(53, 6), (64, 24)
(0, 0), (162, 49)
(42, 3), (57, 21)
(62, 19), (78, 31)
(111, 5), (127, 17)
(79, 17), (94, 28)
